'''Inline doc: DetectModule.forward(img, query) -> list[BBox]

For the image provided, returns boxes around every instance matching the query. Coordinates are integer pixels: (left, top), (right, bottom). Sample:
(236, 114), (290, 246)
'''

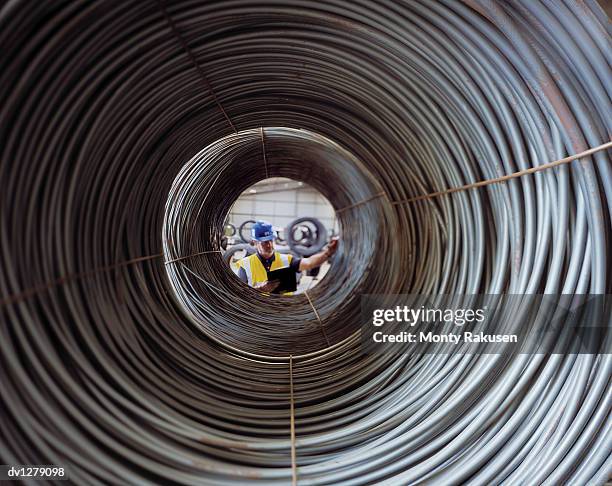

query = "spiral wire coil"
(1, 0), (611, 484)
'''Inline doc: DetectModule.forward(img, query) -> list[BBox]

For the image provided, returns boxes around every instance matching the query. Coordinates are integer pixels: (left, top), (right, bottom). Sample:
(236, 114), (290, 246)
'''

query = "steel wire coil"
(285, 217), (328, 257)
(163, 126), (395, 356)
(0, 1), (611, 485)
(238, 220), (257, 243)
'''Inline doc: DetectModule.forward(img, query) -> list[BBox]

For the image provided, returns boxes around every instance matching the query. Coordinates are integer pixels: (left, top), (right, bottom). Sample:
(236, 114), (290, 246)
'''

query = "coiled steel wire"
(163, 127), (394, 355)
(0, 1), (611, 485)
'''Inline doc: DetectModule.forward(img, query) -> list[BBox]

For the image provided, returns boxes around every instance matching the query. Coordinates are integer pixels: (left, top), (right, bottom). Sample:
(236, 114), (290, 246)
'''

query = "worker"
(234, 220), (339, 293)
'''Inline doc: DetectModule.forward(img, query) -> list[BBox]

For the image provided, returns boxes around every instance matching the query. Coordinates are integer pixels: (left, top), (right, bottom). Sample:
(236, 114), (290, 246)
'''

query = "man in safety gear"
(235, 220), (339, 293)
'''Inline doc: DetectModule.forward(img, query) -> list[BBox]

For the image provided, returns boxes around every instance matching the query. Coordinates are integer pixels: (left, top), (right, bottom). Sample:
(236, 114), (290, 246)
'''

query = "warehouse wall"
(228, 178), (336, 234)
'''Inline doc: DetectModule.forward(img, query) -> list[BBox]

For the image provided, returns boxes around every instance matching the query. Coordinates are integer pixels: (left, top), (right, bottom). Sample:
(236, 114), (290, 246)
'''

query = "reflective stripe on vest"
(239, 252), (292, 288)
(278, 253), (290, 267)
(241, 256), (253, 286)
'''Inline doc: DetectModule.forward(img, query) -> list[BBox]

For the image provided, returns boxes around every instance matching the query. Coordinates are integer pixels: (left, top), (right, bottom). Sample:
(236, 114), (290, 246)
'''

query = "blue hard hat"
(251, 220), (275, 242)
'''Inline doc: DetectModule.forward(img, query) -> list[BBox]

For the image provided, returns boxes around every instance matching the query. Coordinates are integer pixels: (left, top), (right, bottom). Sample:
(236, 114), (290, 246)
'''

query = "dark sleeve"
(289, 256), (301, 272)
(236, 266), (248, 283)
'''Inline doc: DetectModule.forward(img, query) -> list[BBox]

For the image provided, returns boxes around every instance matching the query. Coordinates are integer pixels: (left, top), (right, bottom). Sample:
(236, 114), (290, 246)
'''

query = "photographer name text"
(372, 331), (517, 344)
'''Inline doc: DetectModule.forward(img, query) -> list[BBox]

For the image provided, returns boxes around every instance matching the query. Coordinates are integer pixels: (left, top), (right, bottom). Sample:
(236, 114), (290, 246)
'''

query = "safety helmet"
(251, 220), (275, 242)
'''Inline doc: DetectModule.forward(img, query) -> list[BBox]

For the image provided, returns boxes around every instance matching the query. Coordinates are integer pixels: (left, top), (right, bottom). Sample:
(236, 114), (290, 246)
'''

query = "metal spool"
(285, 217), (329, 257)
(238, 219), (258, 243)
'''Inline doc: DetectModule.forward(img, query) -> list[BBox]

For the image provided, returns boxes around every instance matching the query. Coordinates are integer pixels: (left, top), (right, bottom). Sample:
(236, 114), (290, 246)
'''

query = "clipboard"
(266, 267), (297, 294)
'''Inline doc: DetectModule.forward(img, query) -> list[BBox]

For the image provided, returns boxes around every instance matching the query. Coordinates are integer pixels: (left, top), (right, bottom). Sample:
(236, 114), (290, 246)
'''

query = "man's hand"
(254, 280), (280, 293)
(299, 237), (340, 271)
(324, 236), (340, 257)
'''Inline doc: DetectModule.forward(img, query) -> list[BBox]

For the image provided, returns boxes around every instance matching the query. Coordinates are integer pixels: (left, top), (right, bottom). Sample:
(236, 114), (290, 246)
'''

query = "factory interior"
(1, 1), (611, 485)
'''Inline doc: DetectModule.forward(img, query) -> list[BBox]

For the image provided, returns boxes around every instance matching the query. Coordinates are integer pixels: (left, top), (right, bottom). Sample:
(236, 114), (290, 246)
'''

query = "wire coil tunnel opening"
(163, 127), (401, 357)
(0, 1), (610, 485)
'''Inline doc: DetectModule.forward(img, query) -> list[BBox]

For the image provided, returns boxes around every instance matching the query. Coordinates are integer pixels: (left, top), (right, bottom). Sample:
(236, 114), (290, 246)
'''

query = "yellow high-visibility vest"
(236, 252), (294, 293)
